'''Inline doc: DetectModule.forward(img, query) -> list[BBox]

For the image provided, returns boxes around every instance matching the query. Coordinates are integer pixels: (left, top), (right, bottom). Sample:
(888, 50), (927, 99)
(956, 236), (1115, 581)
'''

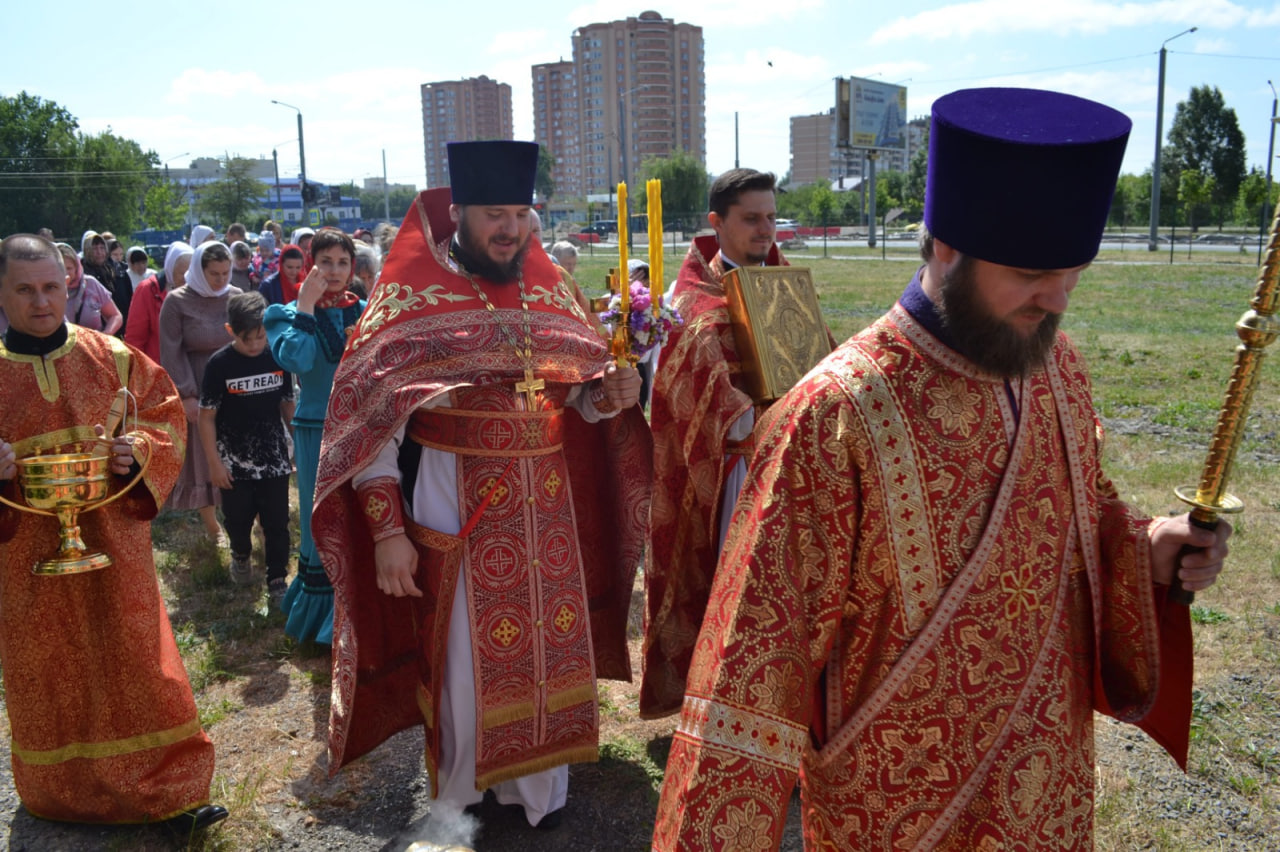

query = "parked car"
(585, 220), (616, 237)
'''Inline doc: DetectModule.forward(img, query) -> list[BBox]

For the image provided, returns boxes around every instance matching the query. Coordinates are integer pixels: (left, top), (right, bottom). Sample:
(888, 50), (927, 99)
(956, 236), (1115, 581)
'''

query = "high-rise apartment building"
(533, 11), (703, 198)
(531, 61), (581, 199)
(790, 110), (927, 186)
(420, 75), (513, 190)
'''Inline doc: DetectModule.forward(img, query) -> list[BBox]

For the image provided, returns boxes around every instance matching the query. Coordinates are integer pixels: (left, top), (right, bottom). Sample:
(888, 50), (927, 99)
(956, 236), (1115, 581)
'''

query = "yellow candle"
(617, 182), (629, 312)
(647, 179), (663, 312)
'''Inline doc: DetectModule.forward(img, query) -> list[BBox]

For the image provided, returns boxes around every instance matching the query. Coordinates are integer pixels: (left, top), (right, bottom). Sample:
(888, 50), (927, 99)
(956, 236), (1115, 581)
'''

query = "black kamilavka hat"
(447, 141), (539, 206)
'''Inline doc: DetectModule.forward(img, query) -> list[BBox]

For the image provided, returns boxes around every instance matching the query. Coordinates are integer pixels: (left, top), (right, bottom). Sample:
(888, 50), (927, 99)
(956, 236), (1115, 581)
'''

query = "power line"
(1169, 49), (1280, 62)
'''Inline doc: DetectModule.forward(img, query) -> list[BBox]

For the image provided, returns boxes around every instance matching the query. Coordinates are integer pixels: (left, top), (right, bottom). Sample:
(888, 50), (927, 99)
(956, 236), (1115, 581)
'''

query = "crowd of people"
(0, 87), (1235, 848)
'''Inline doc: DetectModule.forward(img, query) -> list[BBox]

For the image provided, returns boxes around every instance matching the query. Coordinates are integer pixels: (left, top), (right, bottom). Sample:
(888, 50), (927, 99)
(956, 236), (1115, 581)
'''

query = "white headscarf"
(163, 241), (194, 287)
(184, 241), (233, 298)
(189, 224), (215, 246)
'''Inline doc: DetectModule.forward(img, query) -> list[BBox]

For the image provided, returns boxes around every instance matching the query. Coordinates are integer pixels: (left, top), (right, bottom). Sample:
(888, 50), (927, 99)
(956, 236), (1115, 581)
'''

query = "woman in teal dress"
(264, 229), (365, 644)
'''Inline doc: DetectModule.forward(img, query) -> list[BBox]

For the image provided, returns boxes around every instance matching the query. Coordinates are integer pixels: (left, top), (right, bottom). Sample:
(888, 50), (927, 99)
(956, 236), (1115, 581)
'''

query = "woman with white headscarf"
(126, 242), (192, 363)
(159, 241), (242, 540)
(189, 224), (216, 246)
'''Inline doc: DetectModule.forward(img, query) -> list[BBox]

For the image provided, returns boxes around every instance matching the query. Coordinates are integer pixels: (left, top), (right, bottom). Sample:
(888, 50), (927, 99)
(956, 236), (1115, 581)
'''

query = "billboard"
(835, 76), (908, 152)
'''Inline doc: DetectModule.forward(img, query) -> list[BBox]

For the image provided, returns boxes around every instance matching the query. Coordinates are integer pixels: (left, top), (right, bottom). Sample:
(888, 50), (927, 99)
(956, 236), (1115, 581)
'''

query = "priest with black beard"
(652, 88), (1230, 851)
(310, 141), (652, 832)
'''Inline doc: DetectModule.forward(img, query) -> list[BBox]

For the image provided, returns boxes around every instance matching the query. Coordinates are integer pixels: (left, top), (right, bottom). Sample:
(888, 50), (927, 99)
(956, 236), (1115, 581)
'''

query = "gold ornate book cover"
(723, 266), (831, 402)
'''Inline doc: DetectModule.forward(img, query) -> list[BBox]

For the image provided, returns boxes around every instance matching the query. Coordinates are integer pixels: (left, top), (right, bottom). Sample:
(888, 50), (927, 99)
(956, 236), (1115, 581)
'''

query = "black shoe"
(535, 808), (563, 831)
(165, 804), (228, 834)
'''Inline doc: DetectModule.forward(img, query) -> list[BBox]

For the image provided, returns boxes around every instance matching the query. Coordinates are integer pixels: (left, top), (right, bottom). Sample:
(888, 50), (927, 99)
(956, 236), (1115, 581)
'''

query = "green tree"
(639, 148), (710, 231)
(904, 122), (929, 222)
(1178, 168), (1215, 234)
(1109, 173), (1150, 229)
(0, 93), (156, 237)
(809, 183), (837, 227)
(875, 170), (910, 222)
(1166, 85), (1246, 228)
(536, 145), (556, 203)
(197, 156), (266, 228)
(1233, 167), (1278, 226)
(143, 178), (187, 231)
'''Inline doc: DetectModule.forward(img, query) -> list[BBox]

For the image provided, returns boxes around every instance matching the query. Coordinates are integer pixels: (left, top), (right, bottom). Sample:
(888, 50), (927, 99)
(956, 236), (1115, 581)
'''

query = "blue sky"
(3, 1), (1279, 191)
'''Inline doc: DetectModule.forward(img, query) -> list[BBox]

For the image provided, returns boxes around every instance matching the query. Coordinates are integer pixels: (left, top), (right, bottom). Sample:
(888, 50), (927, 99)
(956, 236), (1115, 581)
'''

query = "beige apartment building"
(420, 76), (513, 190)
(530, 11), (704, 199)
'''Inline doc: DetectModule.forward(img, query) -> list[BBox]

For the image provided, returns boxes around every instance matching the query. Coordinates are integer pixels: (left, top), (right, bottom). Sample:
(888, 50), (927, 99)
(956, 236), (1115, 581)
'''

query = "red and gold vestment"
(0, 326), (215, 823)
(641, 235), (786, 718)
(653, 304), (1194, 851)
(312, 190), (651, 790)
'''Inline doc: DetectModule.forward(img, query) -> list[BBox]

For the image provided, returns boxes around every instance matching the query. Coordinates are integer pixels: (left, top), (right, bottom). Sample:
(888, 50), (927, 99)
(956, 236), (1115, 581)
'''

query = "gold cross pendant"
(515, 367), (545, 409)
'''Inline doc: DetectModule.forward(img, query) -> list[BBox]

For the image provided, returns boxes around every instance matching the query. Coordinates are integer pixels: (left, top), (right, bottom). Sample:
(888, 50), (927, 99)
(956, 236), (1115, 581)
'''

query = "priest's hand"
(1149, 514), (1230, 592)
(95, 425), (137, 476)
(375, 533), (423, 598)
(600, 363), (642, 410)
(0, 440), (14, 481)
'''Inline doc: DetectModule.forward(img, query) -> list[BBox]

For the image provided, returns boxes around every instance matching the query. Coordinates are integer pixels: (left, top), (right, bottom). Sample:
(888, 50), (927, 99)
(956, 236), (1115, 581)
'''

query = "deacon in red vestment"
(0, 234), (225, 832)
(645, 169), (829, 719)
(653, 89), (1230, 851)
(312, 141), (651, 830)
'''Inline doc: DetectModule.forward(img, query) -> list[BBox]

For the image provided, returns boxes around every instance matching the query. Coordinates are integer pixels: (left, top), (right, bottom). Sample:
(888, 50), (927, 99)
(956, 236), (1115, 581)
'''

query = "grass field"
(33, 244), (1275, 849)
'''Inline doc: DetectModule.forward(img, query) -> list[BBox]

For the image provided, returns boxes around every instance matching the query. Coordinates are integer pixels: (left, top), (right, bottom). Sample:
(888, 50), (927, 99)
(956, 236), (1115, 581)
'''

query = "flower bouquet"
(599, 281), (683, 359)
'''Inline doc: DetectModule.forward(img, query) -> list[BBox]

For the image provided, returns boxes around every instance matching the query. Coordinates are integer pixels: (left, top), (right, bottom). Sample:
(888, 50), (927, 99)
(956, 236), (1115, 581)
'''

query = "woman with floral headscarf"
(56, 243), (122, 334)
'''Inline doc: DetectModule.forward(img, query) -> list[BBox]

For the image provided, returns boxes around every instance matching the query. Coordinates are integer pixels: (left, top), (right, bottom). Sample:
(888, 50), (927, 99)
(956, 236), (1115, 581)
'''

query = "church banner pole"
(1173, 199), (1280, 604)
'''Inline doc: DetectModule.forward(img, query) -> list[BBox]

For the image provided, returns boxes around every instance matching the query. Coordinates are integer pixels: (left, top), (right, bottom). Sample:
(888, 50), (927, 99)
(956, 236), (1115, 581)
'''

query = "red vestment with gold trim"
(0, 326), (215, 823)
(312, 189), (651, 789)
(641, 235), (787, 718)
(653, 305), (1195, 851)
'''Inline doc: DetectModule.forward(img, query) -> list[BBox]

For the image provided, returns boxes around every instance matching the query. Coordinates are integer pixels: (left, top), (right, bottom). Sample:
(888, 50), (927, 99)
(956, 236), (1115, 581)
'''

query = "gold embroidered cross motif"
(481, 477), (509, 505)
(491, 617), (521, 647)
(543, 470), (562, 498)
(553, 604), (576, 633)
(363, 494), (390, 522)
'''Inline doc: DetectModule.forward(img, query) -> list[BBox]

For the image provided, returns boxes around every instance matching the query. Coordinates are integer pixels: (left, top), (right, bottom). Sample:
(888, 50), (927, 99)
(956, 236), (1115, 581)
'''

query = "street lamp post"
(617, 83), (653, 190)
(1148, 26), (1197, 251)
(271, 100), (307, 223)
(1260, 81), (1277, 264)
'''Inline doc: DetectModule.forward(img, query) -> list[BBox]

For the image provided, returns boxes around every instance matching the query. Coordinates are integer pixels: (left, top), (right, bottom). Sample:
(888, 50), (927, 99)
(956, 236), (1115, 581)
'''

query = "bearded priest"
(312, 141), (651, 831)
(652, 88), (1231, 851)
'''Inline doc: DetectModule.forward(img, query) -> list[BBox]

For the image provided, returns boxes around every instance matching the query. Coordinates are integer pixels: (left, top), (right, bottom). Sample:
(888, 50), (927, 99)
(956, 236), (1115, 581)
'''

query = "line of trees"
(778, 84), (1277, 232)
(0, 92), (159, 237)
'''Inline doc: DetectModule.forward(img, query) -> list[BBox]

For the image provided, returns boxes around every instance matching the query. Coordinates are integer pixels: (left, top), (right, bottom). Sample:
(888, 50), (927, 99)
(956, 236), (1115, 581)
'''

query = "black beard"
(938, 256), (1060, 378)
(454, 218), (528, 283)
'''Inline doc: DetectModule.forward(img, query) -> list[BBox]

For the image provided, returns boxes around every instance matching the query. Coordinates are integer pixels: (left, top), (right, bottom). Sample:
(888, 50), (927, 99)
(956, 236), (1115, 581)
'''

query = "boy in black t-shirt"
(199, 292), (296, 600)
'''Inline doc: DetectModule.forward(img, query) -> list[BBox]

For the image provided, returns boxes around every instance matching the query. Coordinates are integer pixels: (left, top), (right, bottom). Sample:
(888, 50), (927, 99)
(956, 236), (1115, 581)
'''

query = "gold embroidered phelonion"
(648, 179), (663, 314)
(617, 182), (630, 312)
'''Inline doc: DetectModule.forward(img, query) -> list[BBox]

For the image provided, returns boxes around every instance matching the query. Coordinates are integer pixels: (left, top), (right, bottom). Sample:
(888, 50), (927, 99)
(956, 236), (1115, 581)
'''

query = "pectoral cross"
(515, 367), (545, 410)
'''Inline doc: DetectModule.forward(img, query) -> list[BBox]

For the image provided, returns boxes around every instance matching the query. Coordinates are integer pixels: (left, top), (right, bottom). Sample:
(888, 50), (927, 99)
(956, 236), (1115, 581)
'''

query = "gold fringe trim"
(408, 436), (560, 459)
(482, 700), (536, 730)
(416, 681), (434, 727)
(11, 426), (98, 458)
(546, 683), (597, 715)
(12, 718), (203, 766)
(475, 745), (598, 791)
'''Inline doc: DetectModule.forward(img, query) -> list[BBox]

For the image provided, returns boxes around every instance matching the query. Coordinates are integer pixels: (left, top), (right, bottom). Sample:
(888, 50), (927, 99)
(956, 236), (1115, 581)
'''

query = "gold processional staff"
(1173, 199), (1280, 604)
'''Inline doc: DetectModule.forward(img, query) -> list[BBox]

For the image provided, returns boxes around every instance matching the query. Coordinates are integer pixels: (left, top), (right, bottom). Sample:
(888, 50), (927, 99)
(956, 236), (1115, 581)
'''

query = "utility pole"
(1261, 82), (1277, 264)
(1148, 27), (1197, 251)
(382, 149), (391, 222)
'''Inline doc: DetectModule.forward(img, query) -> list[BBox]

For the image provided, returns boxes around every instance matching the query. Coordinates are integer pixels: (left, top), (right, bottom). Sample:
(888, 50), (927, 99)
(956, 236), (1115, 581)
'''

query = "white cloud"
(164, 69), (272, 105)
(869, 0), (1278, 44)
(1190, 36), (1233, 52)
